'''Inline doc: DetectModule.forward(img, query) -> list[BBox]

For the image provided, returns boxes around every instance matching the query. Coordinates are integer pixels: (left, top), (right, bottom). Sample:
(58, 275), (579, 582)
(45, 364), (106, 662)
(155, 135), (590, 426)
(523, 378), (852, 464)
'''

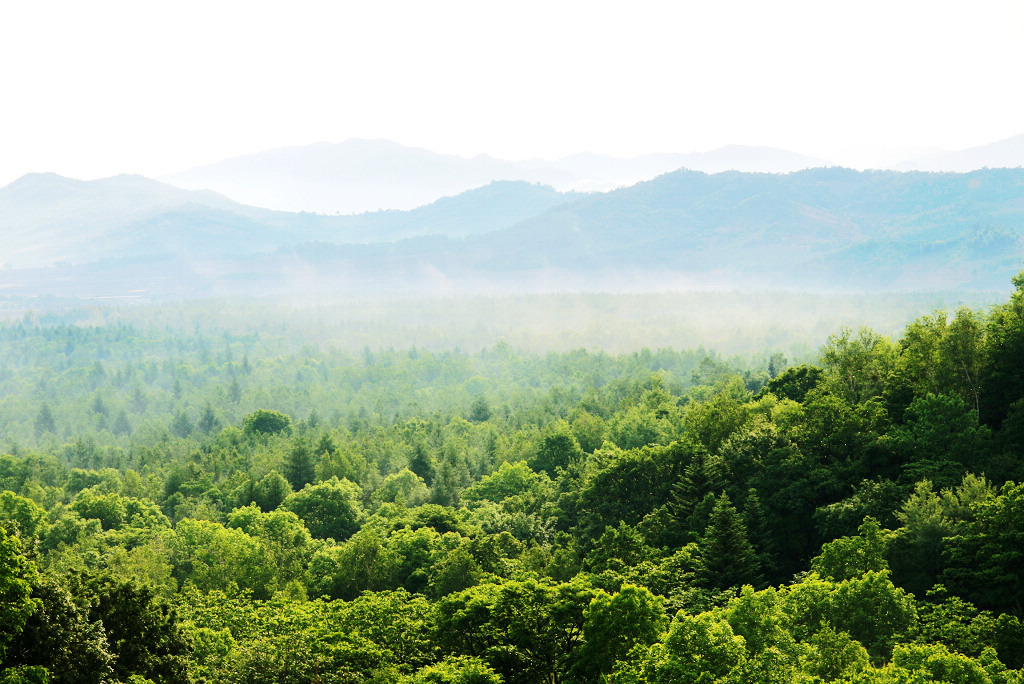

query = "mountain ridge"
(4, 166), (1022, 298)
(160, 138), (829, 214)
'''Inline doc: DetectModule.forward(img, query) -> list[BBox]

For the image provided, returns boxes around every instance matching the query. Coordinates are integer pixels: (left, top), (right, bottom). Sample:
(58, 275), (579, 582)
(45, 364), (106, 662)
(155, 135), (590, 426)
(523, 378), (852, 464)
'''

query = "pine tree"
(169, 410), (193, 439)
(196, 404), (220, 435)
(34, 403), (56, 439)
(671, 450), (727, 517)
(314, 432), (338, 458)
(408, 440), (435, 486)
(284, 437), (316, 490)
(742, 488), (778, 580)
(228, 378), (242, 404)
(112, 410), (132, 437)
(468, 395), (492, 422)
(697, 493), (762, 589)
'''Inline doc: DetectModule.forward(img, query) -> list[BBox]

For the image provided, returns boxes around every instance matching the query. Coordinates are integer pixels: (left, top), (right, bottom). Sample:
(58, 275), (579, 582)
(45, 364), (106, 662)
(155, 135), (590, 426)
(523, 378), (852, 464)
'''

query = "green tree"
(242, 409), (293, 437)
(979, 269), (1024, 428)
(892, 393), (988, 487)
(786, 571), (916, 659)
(168, 518), (277, 598)
(409, 656), (502, 684)
(70, 489), (127, 531)
(169, 409), (193, 439)
(33, 403), (56, 440)
(820, 327), (897, 405)
(570, 584), (667, 682)
(811, 517), (888, 582)
(621, 611), (746, 684)
(0, 492), (47, 542)
(111, 410), (132, 437)
(196, 403), (221, 435)
(884, 642), (992, 684)
(408, 440), (436, 487)
(3, 574), (113, 684)
(372, 469), (431, 508)
(468, 396), (492, 423)
(435, 576), (599, 684)
(284, 436), (316, 491)
(943, 481), (1024, 613)
(697, 493), (762, 590)
(253, 471), (292, 512)
(226, 505), (313, 586)
(758, 364), (824, 403)
(569, 409), (606, 454)
(887, 481), (951, 595)
(83, 573), (193, 679)
(463, 461), (549, 504)
(429, 546), (483, 598)
(530, 422), (584, 475)
(307, 529), (402, 600)
(0, 529), (39, 667)
(282, 477), (363, 541)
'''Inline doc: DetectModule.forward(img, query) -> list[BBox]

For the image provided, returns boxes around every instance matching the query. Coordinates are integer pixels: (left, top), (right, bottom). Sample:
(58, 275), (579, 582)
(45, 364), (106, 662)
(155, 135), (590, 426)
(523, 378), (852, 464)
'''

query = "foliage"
(2, 272), (1024, 682)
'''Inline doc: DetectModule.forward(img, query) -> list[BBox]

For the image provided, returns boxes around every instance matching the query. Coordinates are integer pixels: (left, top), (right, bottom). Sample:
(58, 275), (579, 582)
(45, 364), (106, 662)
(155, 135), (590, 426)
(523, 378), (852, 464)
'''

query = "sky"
(1, 0), (1022, 186)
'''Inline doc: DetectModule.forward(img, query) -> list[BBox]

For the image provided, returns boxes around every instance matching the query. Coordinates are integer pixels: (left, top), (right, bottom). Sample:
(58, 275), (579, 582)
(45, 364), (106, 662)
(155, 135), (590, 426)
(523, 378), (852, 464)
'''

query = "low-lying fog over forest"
(3, 2), (1024, 684)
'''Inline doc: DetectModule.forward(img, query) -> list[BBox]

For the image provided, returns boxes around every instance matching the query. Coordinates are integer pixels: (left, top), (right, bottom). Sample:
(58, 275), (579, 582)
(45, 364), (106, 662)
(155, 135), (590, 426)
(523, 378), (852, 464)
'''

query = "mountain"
(3, 167), (1023, 299)
(269, 167), (1024, 293)
(162, 139), (577, 214)
(460, 167), (1024, 289)
(895, 133), (1024, 172)
(0, 173), (301, 268)
(0, 173), (572, 268)
(161, 139), (827, 214)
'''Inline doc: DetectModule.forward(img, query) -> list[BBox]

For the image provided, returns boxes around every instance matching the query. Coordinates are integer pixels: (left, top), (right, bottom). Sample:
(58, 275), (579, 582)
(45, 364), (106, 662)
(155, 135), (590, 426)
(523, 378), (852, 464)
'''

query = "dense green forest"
(2, 275), (1024, 683)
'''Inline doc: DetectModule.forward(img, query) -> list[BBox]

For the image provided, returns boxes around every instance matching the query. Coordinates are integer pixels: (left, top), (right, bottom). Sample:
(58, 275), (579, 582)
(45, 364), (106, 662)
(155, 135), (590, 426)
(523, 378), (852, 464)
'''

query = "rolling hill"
(2, 167), (1023, 299)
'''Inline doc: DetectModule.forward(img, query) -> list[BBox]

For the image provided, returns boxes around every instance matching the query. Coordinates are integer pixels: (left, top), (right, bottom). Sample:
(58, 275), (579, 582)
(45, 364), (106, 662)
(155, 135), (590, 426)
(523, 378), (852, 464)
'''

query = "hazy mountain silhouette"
(895, 133), (1024, 172)
(161, 139), (827, 213)
(0, 173), (571, 268)
(3, 167), (1022, 298)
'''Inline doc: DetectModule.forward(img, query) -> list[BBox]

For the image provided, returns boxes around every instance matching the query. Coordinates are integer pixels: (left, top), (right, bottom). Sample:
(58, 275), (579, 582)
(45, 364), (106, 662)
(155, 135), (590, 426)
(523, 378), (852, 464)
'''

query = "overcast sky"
(1, 0), (1022, 185)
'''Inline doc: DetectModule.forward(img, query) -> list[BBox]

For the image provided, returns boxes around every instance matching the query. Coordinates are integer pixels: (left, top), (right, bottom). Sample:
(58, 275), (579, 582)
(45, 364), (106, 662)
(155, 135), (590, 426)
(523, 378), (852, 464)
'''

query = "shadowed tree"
(284, 437), (316, 491)
(697, 493), (762, 590)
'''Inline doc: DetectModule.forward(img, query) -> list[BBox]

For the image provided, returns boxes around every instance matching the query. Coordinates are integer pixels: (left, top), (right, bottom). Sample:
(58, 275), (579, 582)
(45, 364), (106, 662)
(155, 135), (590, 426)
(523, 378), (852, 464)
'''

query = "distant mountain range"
(161, 139), (829, 214)
(158, 135), (1024, 216)
(2, 167), (1023, 299)
(895, 133), (1024, 173)
(0, 174), (578, 268)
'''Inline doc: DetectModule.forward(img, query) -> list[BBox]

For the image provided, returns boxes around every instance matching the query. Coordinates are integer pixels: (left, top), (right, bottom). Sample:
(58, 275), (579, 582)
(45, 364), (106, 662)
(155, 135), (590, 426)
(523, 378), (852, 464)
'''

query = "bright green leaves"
(632, 611), (746, 684)
(812, 517), (888, 582)
(943, 481), (1024, 613)
(281, 476), (363, 541)
(242, 409), (293, 438)
(167, 518), (277, 599)
(0, 528), (39, 664)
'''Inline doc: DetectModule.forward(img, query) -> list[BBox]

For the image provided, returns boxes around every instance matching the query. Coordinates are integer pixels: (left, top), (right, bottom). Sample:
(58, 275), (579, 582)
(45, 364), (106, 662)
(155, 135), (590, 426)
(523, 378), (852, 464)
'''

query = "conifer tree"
(671, 450), (727, 517)
(697, 493), (762, 589)
(33, 403), (56, 439)
(284, 437), (316, 491)
(196, 404), (220, 435)
(742, 488), (778, 581)
(111, 410), (132, 437)
(408, 440), (435, 486)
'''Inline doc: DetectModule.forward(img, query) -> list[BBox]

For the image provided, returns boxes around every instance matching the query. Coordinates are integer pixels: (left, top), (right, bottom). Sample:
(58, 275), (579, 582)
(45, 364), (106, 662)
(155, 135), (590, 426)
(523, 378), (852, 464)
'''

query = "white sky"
(1, 0), (1022, 185)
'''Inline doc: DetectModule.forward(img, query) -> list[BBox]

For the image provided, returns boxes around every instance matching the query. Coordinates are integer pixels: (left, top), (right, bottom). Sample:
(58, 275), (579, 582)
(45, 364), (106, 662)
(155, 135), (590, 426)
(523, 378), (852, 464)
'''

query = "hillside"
(2, 167), (1023, 298)
(0, 175), (570, 269)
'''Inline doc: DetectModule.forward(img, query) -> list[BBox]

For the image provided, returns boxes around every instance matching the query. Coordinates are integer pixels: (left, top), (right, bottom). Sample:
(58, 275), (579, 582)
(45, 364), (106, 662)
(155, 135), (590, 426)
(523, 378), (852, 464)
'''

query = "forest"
(1, 273), (1024, 684)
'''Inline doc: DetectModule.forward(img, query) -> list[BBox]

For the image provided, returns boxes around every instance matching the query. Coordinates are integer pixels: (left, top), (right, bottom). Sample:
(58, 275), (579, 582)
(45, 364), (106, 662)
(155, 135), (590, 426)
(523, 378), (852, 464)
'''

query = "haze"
(2, 0), (1023, 186)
